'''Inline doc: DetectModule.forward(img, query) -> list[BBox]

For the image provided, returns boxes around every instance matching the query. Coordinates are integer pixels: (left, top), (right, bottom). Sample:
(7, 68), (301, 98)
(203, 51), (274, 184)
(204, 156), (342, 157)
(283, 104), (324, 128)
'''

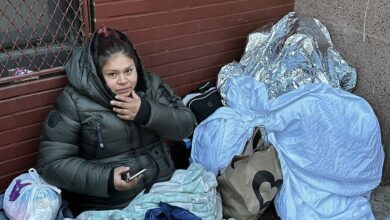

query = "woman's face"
(101, 53), (138, 97)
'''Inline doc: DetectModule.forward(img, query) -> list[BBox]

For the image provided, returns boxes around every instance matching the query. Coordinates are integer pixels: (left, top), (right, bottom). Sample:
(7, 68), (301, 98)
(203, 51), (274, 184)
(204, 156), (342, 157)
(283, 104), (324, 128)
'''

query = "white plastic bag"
(3, 168), (61, 220)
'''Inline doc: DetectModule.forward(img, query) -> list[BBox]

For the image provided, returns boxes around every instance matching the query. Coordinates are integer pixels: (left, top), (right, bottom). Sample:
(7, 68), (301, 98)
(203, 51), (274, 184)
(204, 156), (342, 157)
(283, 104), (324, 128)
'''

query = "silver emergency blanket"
(217, 12), (357, 100)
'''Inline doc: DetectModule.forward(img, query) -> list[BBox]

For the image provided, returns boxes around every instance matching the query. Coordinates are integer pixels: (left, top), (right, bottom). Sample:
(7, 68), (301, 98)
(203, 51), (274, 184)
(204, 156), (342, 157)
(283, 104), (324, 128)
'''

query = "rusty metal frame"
(83, 0), (95, 40)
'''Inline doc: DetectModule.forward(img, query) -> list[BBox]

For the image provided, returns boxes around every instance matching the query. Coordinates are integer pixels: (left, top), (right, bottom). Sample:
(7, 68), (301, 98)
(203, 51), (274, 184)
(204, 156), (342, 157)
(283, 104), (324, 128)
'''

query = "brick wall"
(0, 0), (294, 192)
(95, 0), (294, 96)
(0, 75), (67, 191)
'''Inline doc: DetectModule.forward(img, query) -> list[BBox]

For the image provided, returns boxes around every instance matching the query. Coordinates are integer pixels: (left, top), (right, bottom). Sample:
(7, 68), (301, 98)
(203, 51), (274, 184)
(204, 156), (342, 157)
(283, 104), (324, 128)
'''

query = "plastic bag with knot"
(3, 168), (61, 220)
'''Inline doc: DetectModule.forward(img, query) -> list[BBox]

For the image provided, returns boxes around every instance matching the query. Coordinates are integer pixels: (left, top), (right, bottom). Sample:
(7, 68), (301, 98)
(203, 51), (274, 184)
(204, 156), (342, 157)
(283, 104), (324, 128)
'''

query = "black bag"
(182, 82), (223, 124)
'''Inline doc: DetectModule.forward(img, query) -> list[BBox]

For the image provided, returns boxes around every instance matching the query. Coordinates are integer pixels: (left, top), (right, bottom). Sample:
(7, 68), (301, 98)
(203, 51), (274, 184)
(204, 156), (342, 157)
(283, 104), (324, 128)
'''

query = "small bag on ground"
(182, 81), (223, 124)
(217, 127), (283, 220)
(3, 168), (62, 220)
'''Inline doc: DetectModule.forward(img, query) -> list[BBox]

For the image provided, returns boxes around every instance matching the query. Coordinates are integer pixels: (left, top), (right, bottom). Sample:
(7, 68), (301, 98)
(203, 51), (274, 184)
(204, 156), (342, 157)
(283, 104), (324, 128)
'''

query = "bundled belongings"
(3, 168), (62, 220)
(192, 10), (359, 177)
(217, 127), (282, 220)
(191, 12), (383, 219)
(217, 11), (357, 102)
(192, 76), (384, 220)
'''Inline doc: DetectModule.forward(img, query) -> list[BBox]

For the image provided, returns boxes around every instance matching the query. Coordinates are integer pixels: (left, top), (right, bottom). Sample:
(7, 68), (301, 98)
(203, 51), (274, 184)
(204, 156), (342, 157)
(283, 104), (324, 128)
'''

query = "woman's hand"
(113, 166), (141, 191)
(110, 90), (141, 120)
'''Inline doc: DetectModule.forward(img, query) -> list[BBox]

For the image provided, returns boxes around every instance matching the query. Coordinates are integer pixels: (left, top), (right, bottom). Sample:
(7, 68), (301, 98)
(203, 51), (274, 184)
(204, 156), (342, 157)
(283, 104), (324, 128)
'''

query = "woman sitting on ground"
(36, 26), (196, 214)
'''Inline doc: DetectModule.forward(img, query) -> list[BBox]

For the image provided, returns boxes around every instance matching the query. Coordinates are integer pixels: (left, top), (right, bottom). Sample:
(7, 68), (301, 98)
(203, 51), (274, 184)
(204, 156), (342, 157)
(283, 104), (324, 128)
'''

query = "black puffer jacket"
(36, 31), (196, 211)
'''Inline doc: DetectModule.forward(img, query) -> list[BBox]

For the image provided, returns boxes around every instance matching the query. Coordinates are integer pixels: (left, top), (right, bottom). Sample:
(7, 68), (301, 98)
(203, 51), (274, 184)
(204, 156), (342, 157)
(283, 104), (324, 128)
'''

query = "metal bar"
(82, 0), (94, 41)
(0, 67), (64, 85)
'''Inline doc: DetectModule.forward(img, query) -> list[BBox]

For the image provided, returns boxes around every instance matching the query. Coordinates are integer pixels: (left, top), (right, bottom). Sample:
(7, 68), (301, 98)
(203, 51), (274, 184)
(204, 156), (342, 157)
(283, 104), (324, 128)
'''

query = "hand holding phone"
(120, 168), (147, 182)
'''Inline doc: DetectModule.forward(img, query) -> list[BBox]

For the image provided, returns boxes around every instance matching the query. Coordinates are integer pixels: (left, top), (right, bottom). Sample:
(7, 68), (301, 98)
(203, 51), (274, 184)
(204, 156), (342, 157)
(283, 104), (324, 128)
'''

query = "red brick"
(165, 65), (223, 88)
(15, 107), (51, 127)
(0, 153), (38, 176)
(127, 5), (291, 46)
(238, 0), (294, 12)
(136, 26), (239, 57)
(15, 93), (42, 112)
(238, 4), (293, 24)
(170, 2), (238, 24)
(0, 139), (40, 162)
(166, 27), (239, 51)
(0, 75), (67, 100)
(136, 39), (170, 56)
(0, 99), (16, 117)
(40, 88), (63, 106)
(144, 37), (245, 67)
(97, 17), (132, 31)
(0, 77), (66, 102)
(130, 11), (172, 30)
(18, 138), (40, 155)
(96, 0), (150, 19)
(28, 75), (67, 92)
(127, 24), (190, 44)
(189, 0), (234, 7)
(127, 14), (240, 44)
(95, 0), (117, 2)
(0, 124), (42, 147)
(150, 0), (188, 12)
(0, 115), (17, 132)
(0, 144), (19, 161)
(147, 65), (170, 78)
(168, 48), (242, 76)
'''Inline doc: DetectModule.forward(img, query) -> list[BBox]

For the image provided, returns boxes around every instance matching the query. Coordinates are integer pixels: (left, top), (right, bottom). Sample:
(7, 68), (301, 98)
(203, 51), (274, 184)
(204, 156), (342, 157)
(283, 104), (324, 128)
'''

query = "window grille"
(0, 0), (92, 84)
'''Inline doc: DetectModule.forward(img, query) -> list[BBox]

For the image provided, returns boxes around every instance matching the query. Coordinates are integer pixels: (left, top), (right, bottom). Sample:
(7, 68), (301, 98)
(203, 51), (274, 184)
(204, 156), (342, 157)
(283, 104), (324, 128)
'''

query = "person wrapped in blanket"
(36, 26), (196, 215)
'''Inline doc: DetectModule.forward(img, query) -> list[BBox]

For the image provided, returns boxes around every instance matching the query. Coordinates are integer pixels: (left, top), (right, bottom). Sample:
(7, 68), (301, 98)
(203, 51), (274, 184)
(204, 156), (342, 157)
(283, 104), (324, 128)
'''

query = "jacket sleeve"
(36, 88), (112, 198)
(143, 73), (196, 141)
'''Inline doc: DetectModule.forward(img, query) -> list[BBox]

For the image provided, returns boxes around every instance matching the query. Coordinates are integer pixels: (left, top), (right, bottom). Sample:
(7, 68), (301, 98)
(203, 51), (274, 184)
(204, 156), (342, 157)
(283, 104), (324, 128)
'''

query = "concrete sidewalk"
(371, 185), (390, 220)
(258, 184), (390, 220)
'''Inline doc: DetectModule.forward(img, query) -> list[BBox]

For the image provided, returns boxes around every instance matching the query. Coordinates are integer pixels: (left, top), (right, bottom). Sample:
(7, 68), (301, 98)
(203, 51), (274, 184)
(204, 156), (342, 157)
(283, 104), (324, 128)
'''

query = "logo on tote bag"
(252, 170), (282, 210)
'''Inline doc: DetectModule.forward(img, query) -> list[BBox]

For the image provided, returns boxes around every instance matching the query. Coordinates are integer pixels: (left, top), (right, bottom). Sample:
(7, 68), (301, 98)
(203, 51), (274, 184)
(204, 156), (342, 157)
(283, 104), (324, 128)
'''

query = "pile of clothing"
(191, 12), (384, 220)
(67, 163), (223, 220)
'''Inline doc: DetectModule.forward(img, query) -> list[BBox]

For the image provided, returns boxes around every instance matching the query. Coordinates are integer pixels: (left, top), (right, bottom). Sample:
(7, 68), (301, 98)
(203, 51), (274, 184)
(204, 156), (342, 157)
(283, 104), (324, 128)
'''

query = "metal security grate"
(0, 0), (91, 84)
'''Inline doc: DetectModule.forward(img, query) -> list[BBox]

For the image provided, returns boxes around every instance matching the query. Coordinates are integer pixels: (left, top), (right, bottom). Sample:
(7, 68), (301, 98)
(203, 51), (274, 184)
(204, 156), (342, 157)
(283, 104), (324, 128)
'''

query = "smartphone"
(128, 168), (147, 181)
(121, 168), (147, 182)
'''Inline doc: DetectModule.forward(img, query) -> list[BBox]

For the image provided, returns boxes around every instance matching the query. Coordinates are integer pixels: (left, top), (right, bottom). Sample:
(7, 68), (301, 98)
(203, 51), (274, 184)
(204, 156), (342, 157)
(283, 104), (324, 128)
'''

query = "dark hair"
(92, 26), (146, 92)
(93, 26), (138, 72)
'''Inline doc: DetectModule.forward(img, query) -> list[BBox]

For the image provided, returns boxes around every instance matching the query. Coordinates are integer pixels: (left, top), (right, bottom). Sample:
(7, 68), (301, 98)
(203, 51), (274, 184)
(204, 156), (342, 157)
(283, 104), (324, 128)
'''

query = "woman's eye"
(125, 69), (132, 75)
(107, 72), (118, 78)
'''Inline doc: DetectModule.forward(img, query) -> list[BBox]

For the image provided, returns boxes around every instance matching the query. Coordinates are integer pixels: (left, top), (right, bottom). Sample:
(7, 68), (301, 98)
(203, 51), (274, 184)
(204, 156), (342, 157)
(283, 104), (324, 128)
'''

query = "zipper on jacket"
(160, 139), (171, 168)
(96, 121), (104, 148)
(125, 121), (130, 150)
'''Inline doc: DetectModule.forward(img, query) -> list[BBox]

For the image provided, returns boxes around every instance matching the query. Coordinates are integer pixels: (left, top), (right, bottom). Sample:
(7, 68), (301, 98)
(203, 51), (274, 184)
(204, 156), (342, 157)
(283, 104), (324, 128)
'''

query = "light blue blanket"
(191, 76), (384, 220)
(69, 163), (222, 220)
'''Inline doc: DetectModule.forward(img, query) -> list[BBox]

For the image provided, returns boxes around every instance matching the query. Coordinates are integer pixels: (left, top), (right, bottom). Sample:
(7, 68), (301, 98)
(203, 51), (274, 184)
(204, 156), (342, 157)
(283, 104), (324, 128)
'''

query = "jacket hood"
(64, 30), (146, 107)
